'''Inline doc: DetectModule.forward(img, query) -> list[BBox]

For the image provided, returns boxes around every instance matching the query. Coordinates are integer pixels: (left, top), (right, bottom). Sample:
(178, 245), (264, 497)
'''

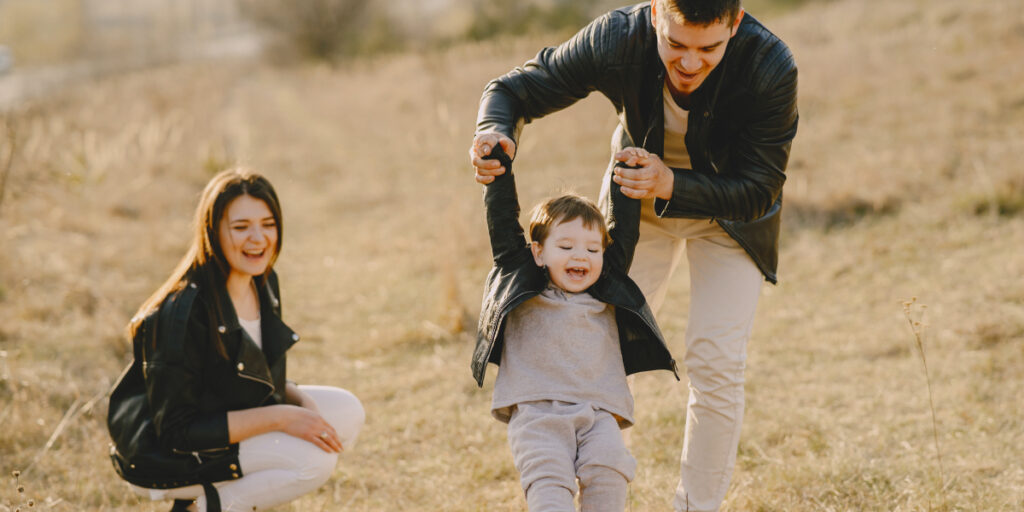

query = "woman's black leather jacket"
(107, 271), (299, 489)
(476, 3), (798, 283)
(471, 147), (678, 386)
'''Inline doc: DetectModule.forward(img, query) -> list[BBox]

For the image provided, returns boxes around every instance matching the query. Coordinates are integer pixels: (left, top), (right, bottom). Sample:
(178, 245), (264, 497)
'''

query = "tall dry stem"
(0, 116), (16, 214)
(902, 297), (945, 488)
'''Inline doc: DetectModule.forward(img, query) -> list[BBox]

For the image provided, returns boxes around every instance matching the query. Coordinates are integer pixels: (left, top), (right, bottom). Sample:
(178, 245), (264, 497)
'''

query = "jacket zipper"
(172, 445), (230, 463)
(237, 372), (276, 404)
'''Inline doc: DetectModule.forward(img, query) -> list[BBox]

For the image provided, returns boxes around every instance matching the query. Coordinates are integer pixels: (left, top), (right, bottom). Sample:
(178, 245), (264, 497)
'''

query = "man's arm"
(471, 11), (626, 182)
(655, 57), (798, 221)
(475, 15), (609, 143)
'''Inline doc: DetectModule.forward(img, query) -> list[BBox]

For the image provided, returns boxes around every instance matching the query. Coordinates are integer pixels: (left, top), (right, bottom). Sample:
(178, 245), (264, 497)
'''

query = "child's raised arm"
(480, 145), (531, 267)
(604, 161), (643, 274)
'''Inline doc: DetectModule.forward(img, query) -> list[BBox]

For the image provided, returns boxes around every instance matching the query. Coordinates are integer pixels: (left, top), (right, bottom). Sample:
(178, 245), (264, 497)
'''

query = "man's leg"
(627, 200), (687, 314)
(673, 230), (763, 512)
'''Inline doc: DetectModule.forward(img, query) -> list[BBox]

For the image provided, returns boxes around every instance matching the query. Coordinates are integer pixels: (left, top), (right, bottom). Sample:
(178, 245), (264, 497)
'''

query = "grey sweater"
(491, 286), (634, 427)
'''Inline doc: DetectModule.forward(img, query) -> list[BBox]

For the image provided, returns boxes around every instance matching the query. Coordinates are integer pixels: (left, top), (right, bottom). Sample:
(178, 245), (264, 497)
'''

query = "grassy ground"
(2, 0), (1023, 509)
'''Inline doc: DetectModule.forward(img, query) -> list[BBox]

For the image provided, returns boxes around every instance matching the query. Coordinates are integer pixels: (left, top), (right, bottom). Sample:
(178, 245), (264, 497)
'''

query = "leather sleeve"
(482, 146), (531, 267)
(657, 45), (798, 221)
(475, 11), (625, 143)
(603, 167), (642, 273)
(146, 295), (231, 453)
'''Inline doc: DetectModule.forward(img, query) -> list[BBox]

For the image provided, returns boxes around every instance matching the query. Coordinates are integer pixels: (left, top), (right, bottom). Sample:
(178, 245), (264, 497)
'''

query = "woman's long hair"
(128, 168), (283, 358)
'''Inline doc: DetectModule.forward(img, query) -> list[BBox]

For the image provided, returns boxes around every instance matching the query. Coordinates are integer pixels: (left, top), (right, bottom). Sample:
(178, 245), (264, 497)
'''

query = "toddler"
(471, 146), (678, 511)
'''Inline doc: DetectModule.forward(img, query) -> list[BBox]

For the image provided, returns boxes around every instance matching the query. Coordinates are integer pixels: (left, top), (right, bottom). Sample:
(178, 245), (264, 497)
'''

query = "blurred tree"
(241, 0), (384, 61)
(463, 0), (598, 41)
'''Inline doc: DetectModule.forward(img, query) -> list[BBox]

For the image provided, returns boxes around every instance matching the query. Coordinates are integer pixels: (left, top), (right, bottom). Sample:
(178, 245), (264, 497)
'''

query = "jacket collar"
(209, 273), (299, 368)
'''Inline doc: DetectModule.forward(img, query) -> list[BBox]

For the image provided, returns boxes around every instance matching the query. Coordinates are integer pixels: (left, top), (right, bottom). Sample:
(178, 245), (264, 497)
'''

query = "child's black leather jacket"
(472, 146), (678, 386)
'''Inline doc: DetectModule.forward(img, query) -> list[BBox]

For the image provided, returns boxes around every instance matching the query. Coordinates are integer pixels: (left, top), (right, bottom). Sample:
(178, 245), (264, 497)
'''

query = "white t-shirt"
(239, 316), (262, 349)
(663, 83), (692, 169)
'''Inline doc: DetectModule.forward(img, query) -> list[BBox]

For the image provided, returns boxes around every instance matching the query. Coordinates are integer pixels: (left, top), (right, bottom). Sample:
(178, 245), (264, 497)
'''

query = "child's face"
(531, 216), (604, 293)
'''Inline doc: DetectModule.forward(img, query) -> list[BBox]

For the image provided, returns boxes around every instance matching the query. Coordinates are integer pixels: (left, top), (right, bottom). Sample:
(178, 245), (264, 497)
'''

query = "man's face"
(652, 2), (744, 99)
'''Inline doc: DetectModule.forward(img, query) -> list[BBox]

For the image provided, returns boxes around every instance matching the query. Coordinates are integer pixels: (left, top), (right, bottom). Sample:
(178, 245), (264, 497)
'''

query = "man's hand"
(613, 147), (674, 200)
(470, 132), (517, 184)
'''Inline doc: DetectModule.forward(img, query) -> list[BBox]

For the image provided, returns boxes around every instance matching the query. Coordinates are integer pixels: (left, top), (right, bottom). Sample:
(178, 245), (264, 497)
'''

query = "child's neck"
(546, 282), (576, 295)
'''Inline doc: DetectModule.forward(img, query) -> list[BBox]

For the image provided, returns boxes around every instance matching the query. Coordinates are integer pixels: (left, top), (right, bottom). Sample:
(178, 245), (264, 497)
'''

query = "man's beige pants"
(630, 200), (763, 512)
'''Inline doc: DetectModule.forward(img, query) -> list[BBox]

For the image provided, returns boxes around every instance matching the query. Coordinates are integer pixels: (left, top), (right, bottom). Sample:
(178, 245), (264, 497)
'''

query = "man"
(468, 1), (797, 510)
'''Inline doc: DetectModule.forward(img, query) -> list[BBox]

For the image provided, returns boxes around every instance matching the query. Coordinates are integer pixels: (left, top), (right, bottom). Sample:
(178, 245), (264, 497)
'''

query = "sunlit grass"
(1, 0), (1023, 510)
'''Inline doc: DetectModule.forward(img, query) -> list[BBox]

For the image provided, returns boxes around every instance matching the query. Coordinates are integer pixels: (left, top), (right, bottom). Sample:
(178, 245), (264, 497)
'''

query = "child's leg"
(576, 408), (636, 512)
(508, 401), (581, 512)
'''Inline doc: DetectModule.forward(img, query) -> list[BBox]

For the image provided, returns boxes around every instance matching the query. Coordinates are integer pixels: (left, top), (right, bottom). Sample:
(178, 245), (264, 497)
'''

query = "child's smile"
(531, 216), (605, 293)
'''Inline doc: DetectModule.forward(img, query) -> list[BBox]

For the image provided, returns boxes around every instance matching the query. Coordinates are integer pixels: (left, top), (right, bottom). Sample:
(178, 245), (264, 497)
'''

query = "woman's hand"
(227, 404), (342, 453)
(277, 404), (343, 453)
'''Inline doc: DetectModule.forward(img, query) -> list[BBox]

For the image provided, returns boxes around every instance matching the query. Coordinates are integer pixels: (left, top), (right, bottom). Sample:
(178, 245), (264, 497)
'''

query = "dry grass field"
(2, 0), (1023, 509)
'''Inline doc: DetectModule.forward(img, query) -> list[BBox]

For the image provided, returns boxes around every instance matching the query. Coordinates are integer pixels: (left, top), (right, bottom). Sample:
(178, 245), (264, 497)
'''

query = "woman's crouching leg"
(204, 386), (363, 511)
(299, 385), (366, 449)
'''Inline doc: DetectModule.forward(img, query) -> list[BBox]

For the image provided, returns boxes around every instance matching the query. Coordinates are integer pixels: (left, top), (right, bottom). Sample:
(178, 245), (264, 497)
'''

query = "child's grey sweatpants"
(508, 400), (637, 512)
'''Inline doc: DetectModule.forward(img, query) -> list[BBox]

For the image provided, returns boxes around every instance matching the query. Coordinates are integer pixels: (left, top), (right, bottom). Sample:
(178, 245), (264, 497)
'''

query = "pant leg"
(627, 200), (688, 315)
(300, 385), (366, 450)
(508, 401), (581, 512)
(673, 233), (763, 512)
(130, 482), (203, 503)
(139, 386), (362, 511)
(576, 408), (636, 512)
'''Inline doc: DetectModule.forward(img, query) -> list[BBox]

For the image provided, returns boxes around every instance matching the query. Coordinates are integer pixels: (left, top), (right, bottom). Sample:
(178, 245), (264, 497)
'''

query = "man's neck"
(666, 80), (692, 110)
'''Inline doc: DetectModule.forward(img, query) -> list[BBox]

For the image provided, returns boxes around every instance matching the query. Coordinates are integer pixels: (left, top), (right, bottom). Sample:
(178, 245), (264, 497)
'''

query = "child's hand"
(615, 147), (652, 168)
(470, 133), (517, 185)
(613, 148), (674, 200)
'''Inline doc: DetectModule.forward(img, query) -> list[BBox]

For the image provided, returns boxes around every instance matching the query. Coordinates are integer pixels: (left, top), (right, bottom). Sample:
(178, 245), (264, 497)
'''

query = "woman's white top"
(239, 316), (262, 349)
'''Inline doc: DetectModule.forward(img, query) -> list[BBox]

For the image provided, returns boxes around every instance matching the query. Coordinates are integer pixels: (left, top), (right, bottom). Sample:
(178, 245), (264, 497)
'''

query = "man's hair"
(528, 194), (611, 248)
(660, 0), (742, 26)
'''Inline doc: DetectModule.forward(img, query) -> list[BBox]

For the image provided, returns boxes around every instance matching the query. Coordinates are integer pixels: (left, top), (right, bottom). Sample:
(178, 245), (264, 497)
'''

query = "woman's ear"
(530, 241), (545, 267)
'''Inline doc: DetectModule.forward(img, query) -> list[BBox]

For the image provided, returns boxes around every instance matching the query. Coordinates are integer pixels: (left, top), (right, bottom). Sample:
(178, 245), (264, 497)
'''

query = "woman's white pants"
(131, 385), (364, 511)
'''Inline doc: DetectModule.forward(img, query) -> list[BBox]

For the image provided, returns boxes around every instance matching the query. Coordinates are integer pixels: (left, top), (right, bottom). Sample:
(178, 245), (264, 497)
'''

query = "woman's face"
(218, 194), (278, 280)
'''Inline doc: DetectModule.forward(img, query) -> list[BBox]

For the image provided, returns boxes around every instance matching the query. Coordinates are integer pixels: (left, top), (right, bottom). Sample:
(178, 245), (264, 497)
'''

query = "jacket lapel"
(258, 278), (298, 368)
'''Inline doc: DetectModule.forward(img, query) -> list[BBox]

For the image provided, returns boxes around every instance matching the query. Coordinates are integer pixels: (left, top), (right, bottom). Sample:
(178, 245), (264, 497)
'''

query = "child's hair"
(528, 193), (612, 248)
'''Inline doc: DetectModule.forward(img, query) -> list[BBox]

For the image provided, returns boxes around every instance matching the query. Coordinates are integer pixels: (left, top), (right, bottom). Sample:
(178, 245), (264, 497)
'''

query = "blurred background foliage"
(0, 0), (827, 69)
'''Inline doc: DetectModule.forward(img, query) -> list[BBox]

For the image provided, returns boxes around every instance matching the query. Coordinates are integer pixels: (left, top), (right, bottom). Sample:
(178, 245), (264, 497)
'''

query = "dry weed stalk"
(4, 470), (36, 510)
(0, 116), (16, 214)
(902, 297), (945, 487)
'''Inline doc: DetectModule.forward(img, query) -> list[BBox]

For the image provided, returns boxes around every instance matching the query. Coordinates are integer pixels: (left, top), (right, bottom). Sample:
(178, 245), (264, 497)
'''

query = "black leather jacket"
(476, 3), (798, 283)
(472, 146), (678, 386)
(107, 271), (299, 489)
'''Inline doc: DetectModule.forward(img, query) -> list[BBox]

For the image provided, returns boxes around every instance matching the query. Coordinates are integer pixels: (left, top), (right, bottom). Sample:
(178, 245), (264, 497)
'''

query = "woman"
(107, 169), (364, 511)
